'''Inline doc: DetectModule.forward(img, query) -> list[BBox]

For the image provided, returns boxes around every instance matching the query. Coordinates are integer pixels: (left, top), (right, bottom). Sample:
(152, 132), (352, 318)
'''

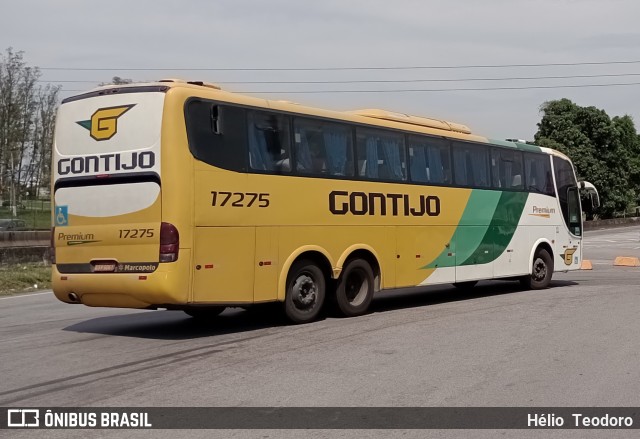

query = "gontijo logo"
(76, 104), (135, 141)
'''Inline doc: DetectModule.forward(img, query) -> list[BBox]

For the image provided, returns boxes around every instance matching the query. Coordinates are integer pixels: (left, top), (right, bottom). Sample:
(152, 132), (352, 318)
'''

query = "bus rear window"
(55, 181), (160, 217)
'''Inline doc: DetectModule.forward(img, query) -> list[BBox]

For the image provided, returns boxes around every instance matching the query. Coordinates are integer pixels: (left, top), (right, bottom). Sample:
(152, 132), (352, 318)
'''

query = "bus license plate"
(93, 263), (116, 272)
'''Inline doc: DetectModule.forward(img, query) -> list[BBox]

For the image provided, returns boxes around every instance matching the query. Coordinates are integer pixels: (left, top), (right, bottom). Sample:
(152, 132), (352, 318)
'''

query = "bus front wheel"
(334, 259), (374, 317)
(284, 260), (326, 323)
(520, 248), (553, 290)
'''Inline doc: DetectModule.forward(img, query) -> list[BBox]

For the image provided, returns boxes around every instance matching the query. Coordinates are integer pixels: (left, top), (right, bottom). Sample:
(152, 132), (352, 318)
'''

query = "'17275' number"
(211, 191), (270, 208)
(119, 229), (154, 238)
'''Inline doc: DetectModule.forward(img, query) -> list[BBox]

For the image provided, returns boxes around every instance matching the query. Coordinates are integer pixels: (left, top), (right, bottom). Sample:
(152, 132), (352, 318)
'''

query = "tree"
(100, 76), (133, 86)
(0, 48), (60, 213)
(535, 98), (640, 218)
(614, 115), (640, 207)
(28, 83), (60, 198)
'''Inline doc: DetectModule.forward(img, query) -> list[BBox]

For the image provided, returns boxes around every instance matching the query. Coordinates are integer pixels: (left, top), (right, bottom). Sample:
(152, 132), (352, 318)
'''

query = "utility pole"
(10, 151), (16, 218)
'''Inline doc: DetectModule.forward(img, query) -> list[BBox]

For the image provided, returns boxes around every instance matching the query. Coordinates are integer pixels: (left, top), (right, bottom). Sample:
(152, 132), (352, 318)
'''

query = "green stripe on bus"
(459, 191), (529, 265)
(424, 190), (529, 269)
(424, 190), (502, 269)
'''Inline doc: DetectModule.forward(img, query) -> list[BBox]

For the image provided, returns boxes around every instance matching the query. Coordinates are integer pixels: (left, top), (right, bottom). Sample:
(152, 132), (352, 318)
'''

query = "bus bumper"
(51, 251), (191, 309)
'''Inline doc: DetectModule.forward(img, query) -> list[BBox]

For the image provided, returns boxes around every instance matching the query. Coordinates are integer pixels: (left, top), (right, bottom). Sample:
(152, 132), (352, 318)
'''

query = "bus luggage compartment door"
(455, 226), (495, 282)
(192, 227), (255, 304)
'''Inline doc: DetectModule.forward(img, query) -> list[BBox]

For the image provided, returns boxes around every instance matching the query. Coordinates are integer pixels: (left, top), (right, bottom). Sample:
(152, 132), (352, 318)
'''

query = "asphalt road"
(1, 226), (640, 438)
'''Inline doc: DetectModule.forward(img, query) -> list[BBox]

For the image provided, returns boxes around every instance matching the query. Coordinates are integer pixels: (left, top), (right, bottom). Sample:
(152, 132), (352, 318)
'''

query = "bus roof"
(66, 79), (560, 156)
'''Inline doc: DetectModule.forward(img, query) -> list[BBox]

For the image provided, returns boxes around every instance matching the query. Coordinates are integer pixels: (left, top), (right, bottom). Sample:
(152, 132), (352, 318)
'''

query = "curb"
(613, 256), (640, 267)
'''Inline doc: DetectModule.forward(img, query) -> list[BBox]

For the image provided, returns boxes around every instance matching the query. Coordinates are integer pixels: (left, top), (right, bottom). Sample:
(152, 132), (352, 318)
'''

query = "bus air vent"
(349, 108), (472, 134)
(187, 81), (222, 90)
(158, 79), (221, 90)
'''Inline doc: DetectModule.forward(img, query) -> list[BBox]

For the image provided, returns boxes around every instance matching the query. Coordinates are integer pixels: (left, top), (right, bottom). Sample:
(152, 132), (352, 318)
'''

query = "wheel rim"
(532, 257), (547, 282)
(291, 273), (318, 312)
(345, 268), (368, 307)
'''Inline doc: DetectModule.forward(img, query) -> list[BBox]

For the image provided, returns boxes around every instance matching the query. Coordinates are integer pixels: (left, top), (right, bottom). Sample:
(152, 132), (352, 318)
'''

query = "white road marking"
(0, 291), (52, 301)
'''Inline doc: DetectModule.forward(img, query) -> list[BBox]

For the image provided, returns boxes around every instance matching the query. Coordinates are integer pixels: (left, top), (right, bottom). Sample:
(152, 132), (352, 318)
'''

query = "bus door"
(554, 186), (583, 269)
(553, 157), (583, 270)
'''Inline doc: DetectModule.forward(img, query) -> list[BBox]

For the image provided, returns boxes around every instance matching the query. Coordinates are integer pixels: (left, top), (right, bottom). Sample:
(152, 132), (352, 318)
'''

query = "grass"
(0, 206), (51, 229)
(0, 264), (52, 296)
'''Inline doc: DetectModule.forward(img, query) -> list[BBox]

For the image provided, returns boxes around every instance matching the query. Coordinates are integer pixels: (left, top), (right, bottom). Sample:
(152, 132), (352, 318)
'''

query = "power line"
(59, 82), (640, 94)
(39, 80), (102, 83)
(40, 60), (640, 72)
(37, 72), (640, 85)
(236, 83), (640, 93)
(215, 73), (640, 84)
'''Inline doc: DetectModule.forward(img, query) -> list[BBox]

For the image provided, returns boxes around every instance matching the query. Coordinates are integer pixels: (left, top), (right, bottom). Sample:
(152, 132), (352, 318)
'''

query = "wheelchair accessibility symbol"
(55, 205), (69, 226)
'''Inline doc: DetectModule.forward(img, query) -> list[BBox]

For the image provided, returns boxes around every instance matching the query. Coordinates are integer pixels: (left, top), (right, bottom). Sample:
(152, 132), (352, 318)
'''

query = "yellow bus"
(51, 80), (599, 323)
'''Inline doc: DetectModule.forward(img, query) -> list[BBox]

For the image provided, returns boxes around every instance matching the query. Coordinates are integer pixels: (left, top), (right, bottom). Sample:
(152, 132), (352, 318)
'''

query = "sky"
(2, 0), (640, 141)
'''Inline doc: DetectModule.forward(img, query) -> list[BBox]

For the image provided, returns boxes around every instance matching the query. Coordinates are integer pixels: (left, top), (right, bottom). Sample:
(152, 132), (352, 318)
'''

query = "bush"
(1, 200), (26, 209)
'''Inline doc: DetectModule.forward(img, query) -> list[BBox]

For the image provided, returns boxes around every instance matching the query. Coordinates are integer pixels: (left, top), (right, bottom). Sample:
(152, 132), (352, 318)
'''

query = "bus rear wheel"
(284, 260), (326, 324)
(334, 259), (374, 317)
(520, 248), (553, 290)
(183, 306), (226, 319)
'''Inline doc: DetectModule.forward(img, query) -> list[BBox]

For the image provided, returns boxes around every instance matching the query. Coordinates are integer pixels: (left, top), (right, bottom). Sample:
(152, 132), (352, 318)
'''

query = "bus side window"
(408, 136), (451, 185)
(356, 129), (406, 181)
(524, 153), (555, 196)
(492, 148), (524, 190)
(294, 119), (354, 177)
(323, 126), (354, 176)
(452, 147), (469, 186)
(452, 142), (489, 188)
(248, 112), (291, 173)
(185, 99), (247, 172)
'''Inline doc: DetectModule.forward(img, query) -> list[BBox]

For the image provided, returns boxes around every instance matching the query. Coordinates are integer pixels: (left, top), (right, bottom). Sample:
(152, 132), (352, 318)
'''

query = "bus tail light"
(159, 222), (179, 262)
(50, 227), (56, 264)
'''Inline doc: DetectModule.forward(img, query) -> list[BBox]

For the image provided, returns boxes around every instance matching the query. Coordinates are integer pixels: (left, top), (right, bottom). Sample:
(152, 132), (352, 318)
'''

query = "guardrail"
(583, 217), (640, 230)
(0, 231), (50, 265)
(0, 230), (50, 247)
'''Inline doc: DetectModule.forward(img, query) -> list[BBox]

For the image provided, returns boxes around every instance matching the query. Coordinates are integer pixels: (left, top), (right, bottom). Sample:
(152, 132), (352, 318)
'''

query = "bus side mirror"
(579, 181), (600, 210)
(589, 193), (600, 209)
(582, 193), (596, 214)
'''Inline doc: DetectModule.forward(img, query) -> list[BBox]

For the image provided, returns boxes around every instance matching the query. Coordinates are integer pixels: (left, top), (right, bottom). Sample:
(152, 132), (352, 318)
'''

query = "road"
(582, 225), (640, 265)
(1, 226), (640, 438)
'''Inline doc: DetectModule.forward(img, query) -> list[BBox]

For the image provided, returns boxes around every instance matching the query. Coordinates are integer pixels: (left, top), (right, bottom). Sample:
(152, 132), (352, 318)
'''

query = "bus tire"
(520, 248), (553, 290)
(453, 281), (478, 290)
(334, 259), (374, 317)
(183, 306), (226, 319)
(284, 259), (326, 323)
